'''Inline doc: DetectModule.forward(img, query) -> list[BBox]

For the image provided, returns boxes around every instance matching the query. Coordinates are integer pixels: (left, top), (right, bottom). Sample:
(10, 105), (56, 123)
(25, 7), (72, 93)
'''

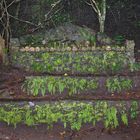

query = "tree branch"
(9, 14), (39, 27)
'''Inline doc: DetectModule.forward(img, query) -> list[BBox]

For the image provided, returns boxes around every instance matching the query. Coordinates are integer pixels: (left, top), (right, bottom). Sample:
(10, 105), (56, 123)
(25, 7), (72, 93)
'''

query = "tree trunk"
(99, 17), (105, 33)
(0, 36), (6, 65)
(1, 0), (11, 65)
(99, 0), (106, 33)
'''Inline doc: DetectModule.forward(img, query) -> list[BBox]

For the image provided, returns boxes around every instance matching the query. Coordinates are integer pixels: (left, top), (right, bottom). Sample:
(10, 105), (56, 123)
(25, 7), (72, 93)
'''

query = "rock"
(96, 32), (113, 46)
(25, 46), (30, 52)
(19, 36), (27, 46)
(134, 34), (140, 61)
(126, 40), (135, 61)
(19, 33), (44, 46)
(20, 48), (26, 52)
(106, 46), (111, 51)
(29, 47), (35, 52)
(35, 47), (40, 52)
(10, 38), (20, 47)
(44, 23), (96, 44)
(18, 23), (96, 47)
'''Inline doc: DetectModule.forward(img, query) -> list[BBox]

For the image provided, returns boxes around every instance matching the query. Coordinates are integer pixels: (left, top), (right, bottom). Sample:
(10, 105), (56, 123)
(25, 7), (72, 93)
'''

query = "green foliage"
(12, 51), (139, 74)
(120, 104), (128, 125)
(22, 77), (98, 96)
(102, 51), (127, 73)
(44, 0), (72, 25)
(106, 77), (133, 93)
(0, 105), (23, 128)
(25, 35), (43, 46)
(104, 107), (119, 128)
(134, 21), (140, 28)
(23, 76), (134, 96)
(52, 12), (72, 25)
(129, 62), (140, 72)
(0, 101), (138, 130)
(130, 101), (139, 119)
(25, 107), (34, 126)
(114, 35), (125, 45)
(80, 29), (96, 46)
(121, 111), (128, 125)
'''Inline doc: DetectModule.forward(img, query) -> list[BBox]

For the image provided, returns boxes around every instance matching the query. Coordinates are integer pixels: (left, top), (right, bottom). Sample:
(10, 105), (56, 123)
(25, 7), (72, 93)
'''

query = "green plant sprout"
(0, 101), (138, 130)
(22, 76), (98, 96)
(106, 77), (133, 93)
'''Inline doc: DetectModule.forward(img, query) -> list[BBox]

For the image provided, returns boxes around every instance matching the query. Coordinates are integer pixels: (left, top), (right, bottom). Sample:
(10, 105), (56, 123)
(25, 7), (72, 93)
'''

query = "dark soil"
(0, 117), (140, 140)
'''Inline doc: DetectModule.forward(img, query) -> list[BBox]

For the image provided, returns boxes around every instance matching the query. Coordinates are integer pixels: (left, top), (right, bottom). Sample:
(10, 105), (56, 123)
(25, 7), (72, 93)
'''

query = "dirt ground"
(0, 119), (140, 140)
